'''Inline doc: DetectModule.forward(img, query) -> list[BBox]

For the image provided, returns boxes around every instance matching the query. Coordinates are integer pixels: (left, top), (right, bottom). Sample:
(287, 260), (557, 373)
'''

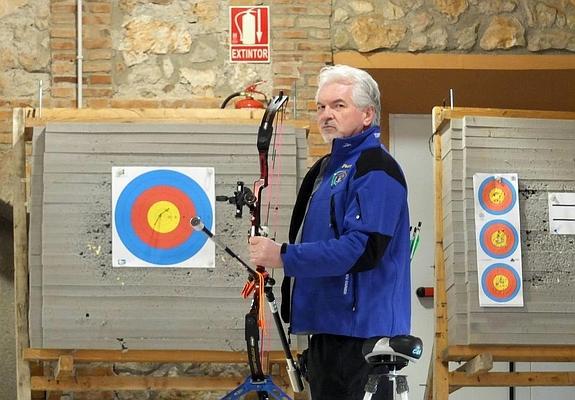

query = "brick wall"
(270, 0), (333, 120)
(50, 0), (113, 109)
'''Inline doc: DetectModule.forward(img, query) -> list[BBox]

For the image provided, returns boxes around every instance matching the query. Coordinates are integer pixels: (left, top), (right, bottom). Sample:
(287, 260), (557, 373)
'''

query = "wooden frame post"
(432, 128), (449, 400)
(13, 108), (31, 400)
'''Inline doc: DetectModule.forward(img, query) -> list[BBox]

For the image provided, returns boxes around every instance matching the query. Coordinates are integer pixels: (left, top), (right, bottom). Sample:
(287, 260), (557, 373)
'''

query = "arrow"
(256, 8), (263, 43)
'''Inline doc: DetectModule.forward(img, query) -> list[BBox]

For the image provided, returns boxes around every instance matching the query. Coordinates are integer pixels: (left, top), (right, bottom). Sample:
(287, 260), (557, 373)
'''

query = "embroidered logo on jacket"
(331, 170), (347, 187)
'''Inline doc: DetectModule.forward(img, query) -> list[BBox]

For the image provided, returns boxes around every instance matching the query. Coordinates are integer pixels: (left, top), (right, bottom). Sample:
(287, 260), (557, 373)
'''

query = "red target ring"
(131, 185), (195, 249)
(479, 220), (519, 259)
(478, 177), (516, 215)
(481, 263), (521, 302)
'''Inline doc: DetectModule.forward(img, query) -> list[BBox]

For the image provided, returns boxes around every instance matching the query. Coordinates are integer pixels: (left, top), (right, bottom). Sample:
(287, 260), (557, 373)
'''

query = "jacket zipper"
(329, 195), (340, 239)
(352, 273), (358, 312)
(331, 194), (356, 313)
(289, 278), (296, 334)
(352, 193), (361, 312)
(355, 193), (362, 222)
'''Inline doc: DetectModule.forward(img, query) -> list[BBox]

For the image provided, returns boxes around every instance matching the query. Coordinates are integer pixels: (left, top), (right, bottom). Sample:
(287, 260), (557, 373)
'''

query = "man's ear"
(363, 107), (375, 127)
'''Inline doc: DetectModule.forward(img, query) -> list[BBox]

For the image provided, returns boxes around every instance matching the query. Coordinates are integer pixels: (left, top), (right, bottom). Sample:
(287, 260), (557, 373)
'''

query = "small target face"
(481, 263), (521, 302)
(113, 168), (214, 267)
(478, 177), (516, 215)
(479, 219), (519, 259)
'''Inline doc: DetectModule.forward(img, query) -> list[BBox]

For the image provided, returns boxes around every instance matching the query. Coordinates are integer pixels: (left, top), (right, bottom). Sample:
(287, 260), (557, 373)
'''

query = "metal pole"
(38, 80), (43, 117)
(77, 0), (83, 108)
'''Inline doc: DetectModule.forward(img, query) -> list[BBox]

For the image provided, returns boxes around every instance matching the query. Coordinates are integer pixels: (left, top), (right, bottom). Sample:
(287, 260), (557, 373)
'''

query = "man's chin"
(321, 131), (343, 144)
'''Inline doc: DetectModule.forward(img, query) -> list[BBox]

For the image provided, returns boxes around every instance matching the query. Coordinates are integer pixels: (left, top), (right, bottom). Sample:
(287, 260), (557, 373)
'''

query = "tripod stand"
(362, 335), (423, 400)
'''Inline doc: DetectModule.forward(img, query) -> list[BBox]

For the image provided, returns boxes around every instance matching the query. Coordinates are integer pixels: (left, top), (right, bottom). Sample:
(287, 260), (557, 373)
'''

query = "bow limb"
(251, 92), (289, 239)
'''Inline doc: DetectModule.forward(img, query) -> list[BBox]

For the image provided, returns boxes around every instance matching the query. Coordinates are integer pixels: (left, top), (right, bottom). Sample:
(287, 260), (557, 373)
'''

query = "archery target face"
(481, 263), (521, 303)
(478, 176), (516, 215)
(473, 173), (523, 306)
(112, 167), (215, 268)
(479, 219), (519, 259)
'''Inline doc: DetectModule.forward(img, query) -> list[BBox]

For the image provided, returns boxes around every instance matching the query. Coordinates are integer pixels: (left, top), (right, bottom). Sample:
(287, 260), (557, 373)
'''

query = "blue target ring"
(115, 169), (213, 265)
(481, 263), (521, 303)
(479, 219), (519, 259)
(478, 177), (516, 215)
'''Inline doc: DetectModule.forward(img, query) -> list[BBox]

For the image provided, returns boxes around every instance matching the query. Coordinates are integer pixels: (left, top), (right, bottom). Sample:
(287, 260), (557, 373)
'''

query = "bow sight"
(216, 181), (256, 219)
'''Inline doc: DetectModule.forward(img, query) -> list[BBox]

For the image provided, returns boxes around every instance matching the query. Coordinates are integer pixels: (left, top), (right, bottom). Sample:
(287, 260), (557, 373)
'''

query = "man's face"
(316, 82), (374, 143)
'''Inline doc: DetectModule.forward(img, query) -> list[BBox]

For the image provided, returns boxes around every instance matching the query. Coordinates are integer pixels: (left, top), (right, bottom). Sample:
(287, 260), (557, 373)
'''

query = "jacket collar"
(330, 125), (380, 156)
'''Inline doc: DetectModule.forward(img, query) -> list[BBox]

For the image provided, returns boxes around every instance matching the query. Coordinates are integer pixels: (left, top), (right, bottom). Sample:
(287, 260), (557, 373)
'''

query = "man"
(249, 65), (411, 400)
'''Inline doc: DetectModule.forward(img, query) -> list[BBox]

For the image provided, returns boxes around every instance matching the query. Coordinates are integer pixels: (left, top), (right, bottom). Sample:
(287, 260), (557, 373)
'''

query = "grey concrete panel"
(466, 332), (575, 345)
(441, 116), (575, 345)
(41, 335), (284, 351)
(464, 116), (575, 131)
(31, 122), (306, 350)
(447, 315), (468, 345)
(29, 128), (45, 347)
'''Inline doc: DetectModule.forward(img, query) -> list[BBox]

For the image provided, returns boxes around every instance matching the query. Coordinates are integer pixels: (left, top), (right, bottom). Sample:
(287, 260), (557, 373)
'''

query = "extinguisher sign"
(229, 6), (270, 63)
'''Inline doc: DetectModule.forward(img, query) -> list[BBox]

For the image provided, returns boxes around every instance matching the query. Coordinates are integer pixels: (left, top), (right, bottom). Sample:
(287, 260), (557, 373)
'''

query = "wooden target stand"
(11, 107), (311, 400)
(425, 107), (575, 400)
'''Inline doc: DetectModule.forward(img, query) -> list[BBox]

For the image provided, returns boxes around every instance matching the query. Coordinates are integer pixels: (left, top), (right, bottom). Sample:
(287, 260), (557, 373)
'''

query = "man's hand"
(248, 236), (284, 268)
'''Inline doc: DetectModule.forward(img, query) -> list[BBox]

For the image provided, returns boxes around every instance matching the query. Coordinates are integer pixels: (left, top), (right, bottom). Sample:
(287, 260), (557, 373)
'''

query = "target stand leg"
(221, 375), (292, 399)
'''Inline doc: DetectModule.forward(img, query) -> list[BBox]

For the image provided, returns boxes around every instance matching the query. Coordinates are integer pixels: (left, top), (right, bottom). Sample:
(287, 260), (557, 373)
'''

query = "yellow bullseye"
(147, 201), (180, 233)
(489, 187), (506, 205)
(490, 229), (508, 248)
(493, 274), (510, 291)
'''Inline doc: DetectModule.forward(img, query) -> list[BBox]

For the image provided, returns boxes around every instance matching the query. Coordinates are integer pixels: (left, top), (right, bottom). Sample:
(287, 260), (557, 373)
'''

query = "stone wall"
(332, 0), (575, 53)
(334, 0), (575, 53)
(0, 0), (50, 146)
(1, 0), (574, 152)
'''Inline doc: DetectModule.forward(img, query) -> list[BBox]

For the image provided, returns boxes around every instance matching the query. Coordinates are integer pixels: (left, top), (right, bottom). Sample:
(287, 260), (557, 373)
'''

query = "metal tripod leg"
(395, 375), (409, 400)
(362, 372), (410, 400)
(362, 374), (382, 400)
(221, 376), (292, 399)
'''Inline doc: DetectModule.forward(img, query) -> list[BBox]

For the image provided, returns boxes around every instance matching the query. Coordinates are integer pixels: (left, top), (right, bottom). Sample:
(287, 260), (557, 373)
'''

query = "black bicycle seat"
(362, 335), (423, 368)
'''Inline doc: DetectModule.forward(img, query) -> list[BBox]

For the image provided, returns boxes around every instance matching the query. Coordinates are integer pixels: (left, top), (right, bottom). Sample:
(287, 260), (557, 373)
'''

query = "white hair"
(315, 65), (381, 126)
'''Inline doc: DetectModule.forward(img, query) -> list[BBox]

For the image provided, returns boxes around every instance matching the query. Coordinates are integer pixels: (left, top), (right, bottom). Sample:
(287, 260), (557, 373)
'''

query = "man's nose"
(319, 106), (334, 119)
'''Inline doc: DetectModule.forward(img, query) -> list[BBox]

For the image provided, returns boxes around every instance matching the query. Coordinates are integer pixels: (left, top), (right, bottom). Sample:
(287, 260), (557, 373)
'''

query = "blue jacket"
(280, 126), (411, 338)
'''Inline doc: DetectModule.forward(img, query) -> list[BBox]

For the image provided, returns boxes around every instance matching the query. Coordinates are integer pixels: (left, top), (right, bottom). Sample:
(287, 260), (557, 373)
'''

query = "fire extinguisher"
(221, 81), (268, 109)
